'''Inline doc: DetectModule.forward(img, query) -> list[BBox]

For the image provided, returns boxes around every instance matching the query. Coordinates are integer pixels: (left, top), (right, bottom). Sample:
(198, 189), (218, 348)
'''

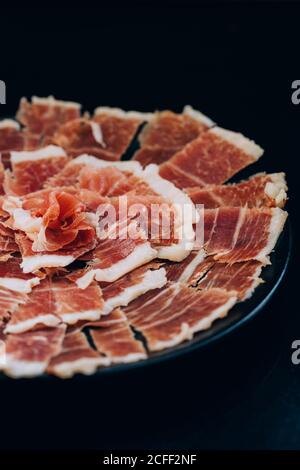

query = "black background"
(0, 2), (299, 454)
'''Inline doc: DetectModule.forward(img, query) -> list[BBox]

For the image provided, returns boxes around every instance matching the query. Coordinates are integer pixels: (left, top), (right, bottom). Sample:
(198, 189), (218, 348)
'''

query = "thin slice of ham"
(0, 257), (42, 293)
(124, 284), (236, 351)
(203, 207), (288, 263)
(0, 325), (66, 378)
(92, 106), (151, 160)
(164, 249), (206, 283)
(4, 146), (70, 196)
(47, 329), (109, 378)
(186, 173), (287, 208)
(44, 154), (143, 190)
(0, 287), (27, 328)
(4, 278), (59, 334)
(48, 118), (112, 159)
(74, 235), (157, 289)
(0, 217), (19, 253)
(159, 127), (264, 189)
(49, 115), (139, 161)
(0, 119), (24, 169)
(133, 106), (214, 166)
(15, 232), (96, 273)
(89, 308), (147, 363)
(16, 96), (81, 142)
(197, 260), (264, 300)
(52, 277), (104, 325)
(100, 262), (167, 314)
(4, 277), (104, 334)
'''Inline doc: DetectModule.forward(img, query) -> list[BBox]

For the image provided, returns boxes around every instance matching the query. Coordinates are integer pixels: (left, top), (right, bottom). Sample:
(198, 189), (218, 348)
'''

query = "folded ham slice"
(3, 189), (97, 268)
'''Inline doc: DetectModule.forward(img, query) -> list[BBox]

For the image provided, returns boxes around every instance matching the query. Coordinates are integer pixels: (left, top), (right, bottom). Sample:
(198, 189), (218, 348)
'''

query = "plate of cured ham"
(0, 97), (290, 379)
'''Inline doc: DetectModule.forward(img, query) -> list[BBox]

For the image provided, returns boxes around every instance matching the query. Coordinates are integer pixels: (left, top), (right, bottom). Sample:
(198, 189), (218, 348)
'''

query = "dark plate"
(0, 207), (292, 380)
(0, 218), (290, 381)
(0, 117), (291, 380)
(91, 219), (292, 376)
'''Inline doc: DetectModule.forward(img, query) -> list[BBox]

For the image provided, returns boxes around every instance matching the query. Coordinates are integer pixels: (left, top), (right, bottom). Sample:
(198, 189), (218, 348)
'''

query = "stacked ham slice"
(0, 96), (288, 378)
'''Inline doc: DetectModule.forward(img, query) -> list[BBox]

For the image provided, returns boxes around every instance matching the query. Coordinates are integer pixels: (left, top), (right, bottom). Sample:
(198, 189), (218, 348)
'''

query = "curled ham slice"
(23, 190), (96, 252)
(3, 189), (96, 253)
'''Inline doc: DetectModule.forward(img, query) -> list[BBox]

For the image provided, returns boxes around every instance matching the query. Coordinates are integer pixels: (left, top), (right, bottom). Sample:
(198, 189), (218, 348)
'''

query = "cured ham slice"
(45, 154), (143, 191)
(48, 329), (109, 378)
(0, 287), (27, 328)
(49, 117), (113, 159)
(0, 325), (66, 378)
(197, 260), (264, 300)
(164, 249), (206, 283)
(4, 146), (70, 196)
(92, 107), (152, 160)
(133, 147), (179, 167)
(15, 232), (96, 273)
(50, 110), (146, 161)
(133, 164), (197, 261)
(3, 188), (97, 257)
(52, 278), (104, 325)
(0, 257), (41, 293)
(16, 96), (81, 143)
(133, 106), (214, 166)
(4, 278), (59, 334)
(186, 173), (287, 209)
(100, 263), (167, 314)
(0, 218), (19, 254)
(0, 119), (24, 168)
(89, 308), (147, 363)
(159, 127), (264, 189)
(74, 236), (157, 289)
(124, 285), (236, 351)
(203, 207), (288, 263)
(4, 277), (104, 334)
